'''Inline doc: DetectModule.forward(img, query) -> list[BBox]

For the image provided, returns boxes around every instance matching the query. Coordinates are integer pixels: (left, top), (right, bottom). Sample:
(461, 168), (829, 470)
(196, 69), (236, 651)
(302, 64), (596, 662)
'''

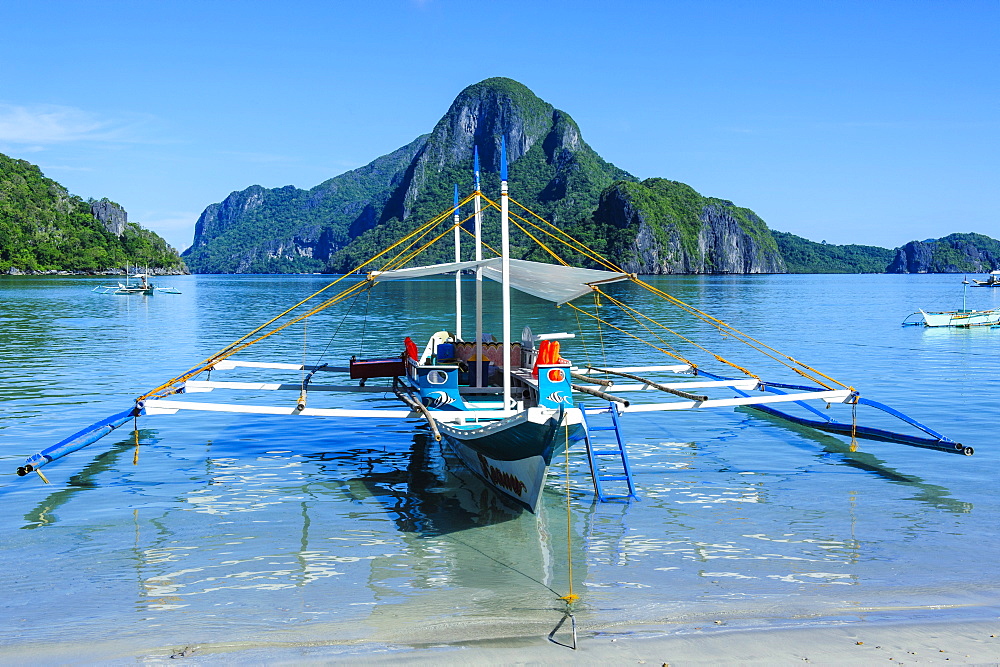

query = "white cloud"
(0, 103), (140, 144)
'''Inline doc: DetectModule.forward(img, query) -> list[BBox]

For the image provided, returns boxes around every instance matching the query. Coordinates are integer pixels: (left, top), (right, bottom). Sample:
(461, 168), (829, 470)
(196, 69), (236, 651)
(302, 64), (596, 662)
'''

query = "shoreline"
(3, 614), (997, 664)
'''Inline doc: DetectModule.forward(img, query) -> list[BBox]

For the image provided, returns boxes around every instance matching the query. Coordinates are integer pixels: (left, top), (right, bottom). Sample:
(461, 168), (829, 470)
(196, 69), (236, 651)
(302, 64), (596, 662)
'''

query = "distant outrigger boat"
(907, 309), (1000, 327)
(972, 270), (1000, 287)
(93, 269), (181, 295)
(903, 277), (1000, 327)
(19, 141), (972, 510)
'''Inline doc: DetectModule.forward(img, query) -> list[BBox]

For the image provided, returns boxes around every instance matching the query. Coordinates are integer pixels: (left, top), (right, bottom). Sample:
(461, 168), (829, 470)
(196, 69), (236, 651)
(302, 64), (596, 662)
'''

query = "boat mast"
(453, 184), (462, 339)
(474, 146), (484, 386)
(500, 136), (512, 410)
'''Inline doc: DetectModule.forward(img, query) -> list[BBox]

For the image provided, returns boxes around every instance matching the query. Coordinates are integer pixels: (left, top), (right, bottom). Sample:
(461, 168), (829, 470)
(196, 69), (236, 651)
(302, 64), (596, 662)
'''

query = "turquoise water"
(1, 273), (998, 659)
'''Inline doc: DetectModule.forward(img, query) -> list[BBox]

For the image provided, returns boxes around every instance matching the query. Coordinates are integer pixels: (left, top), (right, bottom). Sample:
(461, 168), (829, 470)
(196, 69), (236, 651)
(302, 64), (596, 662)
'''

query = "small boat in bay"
(903, 277), (1000, 327)
(972, 270), (1000, 287)
(18, 141), (973, 511)
(93, 269), (181, 295)
(908, 308), (1000, 327)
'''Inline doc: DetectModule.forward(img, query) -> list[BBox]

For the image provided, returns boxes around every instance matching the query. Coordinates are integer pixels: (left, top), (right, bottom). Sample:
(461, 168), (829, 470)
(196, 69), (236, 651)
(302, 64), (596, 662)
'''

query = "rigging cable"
(565, 302), (694, 364)
(501, 194), (853, 390)
(137, 208), (460, 402)
(554, 422), (579, 650)
(311, 282), (372, 369)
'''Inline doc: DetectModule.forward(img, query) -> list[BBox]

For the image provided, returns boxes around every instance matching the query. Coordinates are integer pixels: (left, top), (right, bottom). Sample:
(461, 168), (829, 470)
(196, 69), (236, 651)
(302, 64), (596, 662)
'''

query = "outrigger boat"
(17, 141), (973, 510)
(92, 269), (181, 295)
(972, 270), (1000, 287)
(903, 277), (1000, 327)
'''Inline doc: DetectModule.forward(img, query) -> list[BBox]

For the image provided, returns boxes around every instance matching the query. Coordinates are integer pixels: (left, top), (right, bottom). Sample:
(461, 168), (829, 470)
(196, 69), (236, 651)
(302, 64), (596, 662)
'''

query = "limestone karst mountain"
(181, 78), (785, 275)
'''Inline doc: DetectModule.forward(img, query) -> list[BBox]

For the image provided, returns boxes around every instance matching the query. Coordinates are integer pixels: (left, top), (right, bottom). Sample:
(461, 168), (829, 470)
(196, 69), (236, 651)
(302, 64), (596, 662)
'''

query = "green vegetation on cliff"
(587, 178), (784, 273)
(178, 78), (996, 277)
(773, 231), (895, 273)
(0, 153), (185, 273)
(888, 232), (1000, 273)
(181, 137), (427, 274)
(184, 78), (635, 274)
(326, 143), (635, 272)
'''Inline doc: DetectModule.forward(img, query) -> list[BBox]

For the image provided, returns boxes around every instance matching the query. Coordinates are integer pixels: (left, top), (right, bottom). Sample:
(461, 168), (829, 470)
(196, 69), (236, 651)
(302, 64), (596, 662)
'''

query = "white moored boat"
(904, 277), (1000, 327)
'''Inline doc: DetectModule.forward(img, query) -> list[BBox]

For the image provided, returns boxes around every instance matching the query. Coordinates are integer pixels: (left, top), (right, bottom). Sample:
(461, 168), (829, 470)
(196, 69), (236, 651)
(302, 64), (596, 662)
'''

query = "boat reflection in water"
(324, 432), (523, 536)
(306, 432), (589, 644)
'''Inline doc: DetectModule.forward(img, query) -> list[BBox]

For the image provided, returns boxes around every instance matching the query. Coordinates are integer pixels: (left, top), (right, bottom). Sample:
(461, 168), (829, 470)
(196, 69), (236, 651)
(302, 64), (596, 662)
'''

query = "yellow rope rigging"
(499, 194), (851, 390)
(593, 288), (703, 369)
(565, 302), (695, 365)
(139, 183), (853, 402)
(631, 278), (849, 390)
(138, 195), (476, 402)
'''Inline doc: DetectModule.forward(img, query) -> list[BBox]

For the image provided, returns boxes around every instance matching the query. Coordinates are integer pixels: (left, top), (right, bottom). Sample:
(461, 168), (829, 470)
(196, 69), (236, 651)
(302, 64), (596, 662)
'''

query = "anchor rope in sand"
(551, 422), (579, 650)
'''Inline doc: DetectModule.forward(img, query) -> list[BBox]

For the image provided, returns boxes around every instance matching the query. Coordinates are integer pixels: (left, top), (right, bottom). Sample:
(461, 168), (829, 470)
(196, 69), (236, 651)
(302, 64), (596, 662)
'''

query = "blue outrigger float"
(16, 141), (973, 511)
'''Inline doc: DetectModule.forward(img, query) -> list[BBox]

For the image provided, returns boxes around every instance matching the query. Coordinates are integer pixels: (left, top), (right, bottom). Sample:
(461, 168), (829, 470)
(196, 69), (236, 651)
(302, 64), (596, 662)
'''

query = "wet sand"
(7, 618), (997, 664)
(283, 619), (1000, 665)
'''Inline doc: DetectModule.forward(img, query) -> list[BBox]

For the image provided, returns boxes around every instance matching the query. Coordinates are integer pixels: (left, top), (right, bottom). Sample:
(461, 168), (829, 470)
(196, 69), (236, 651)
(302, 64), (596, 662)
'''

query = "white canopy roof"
(370, 258), (631, 304)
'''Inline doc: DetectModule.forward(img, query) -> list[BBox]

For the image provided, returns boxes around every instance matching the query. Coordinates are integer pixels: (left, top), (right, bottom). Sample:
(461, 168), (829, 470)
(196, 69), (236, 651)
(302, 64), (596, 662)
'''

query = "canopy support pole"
(500, 137), (512, 409)
(474, 147), (483, 387)
(453, 184), (462, 340)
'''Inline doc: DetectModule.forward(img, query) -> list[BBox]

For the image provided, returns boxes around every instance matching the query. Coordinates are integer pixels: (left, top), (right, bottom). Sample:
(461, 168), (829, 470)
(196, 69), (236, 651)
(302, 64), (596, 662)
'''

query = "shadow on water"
(305, 432), (523, 536)
(737, 409), (973, 514)
(21, 428), (157, 530)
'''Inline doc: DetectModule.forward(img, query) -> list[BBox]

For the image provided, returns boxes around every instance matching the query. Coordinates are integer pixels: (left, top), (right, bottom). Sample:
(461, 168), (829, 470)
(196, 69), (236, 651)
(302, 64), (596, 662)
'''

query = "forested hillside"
(887, 233), (1000, 273)
(773, 232), (895, 273)
(0, 153), (186, 273)
(183, 78), (635, 274)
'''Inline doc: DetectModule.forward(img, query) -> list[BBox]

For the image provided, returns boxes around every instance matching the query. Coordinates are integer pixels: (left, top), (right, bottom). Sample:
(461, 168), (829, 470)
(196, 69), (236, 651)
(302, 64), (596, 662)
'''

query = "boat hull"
(919, 309), (1000, 327)
(436, 407), (584, 511)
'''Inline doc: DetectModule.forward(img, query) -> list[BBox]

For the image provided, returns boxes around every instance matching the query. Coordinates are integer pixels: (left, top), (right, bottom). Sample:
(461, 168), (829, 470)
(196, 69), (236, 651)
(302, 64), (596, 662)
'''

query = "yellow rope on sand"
(559, 423), (579, 605)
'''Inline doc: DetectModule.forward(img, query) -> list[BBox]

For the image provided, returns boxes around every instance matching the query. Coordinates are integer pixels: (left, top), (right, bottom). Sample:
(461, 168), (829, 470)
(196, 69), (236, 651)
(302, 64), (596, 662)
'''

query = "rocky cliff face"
(594, 179), (785, 274)
(887, 234), (1000, 273)
(0, 152), (186, 273)
(378, 78), (629, 229)
(182, 78), (634, 273)
(190, 185), (266, 250)
(90, 199), (127, 236)
(182, 137), (426, 273)
(183, 78), (792, 275)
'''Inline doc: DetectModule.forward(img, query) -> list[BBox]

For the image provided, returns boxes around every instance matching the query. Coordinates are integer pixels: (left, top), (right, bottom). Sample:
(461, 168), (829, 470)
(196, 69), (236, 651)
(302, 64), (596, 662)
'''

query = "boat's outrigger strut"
(694, 370), (972, 456)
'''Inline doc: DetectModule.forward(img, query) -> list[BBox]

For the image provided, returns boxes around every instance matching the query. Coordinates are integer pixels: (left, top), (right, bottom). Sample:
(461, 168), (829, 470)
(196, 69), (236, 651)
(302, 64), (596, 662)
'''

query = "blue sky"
(1, 0), (996, 252)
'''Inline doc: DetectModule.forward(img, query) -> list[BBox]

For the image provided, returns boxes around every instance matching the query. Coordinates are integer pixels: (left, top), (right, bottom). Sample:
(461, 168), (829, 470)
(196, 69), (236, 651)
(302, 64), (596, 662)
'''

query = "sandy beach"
(189, 619), (1000, 665)
(6, 617), (998, 664)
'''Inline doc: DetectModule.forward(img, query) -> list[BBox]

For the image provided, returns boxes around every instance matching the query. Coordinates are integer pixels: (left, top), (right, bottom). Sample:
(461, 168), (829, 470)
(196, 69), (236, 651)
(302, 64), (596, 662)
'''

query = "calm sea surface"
(1, 273), (998, 660)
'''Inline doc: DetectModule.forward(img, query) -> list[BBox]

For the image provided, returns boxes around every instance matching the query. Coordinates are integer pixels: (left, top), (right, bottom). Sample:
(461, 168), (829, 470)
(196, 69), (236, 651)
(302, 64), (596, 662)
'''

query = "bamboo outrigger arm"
(585, 365), (709, 402)
(569, 370), (613, 387)
(570, 383), (629, 406)
(16, 406), (138, 477)
(393, 380), (442, 442)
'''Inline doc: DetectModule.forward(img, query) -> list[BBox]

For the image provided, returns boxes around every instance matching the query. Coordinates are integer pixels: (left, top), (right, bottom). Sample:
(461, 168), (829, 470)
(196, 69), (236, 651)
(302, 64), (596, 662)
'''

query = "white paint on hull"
(919, 309), (1000, 327)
